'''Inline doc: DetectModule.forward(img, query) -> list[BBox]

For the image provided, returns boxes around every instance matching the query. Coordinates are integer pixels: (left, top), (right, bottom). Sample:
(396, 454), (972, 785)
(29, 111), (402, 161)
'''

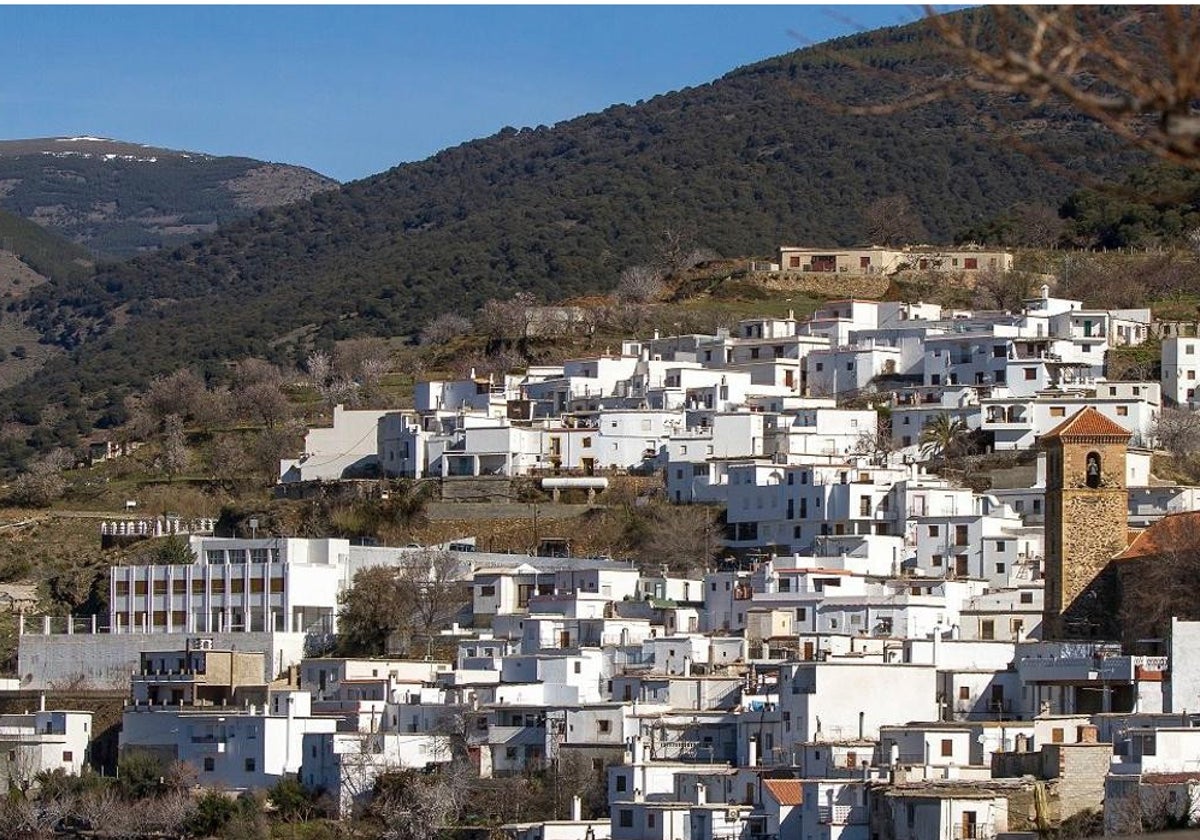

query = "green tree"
(336, 566), (415, 656)
(919, 413), (970, 460)
(267, 777), (318, 822)
(117, 750), (165, 800)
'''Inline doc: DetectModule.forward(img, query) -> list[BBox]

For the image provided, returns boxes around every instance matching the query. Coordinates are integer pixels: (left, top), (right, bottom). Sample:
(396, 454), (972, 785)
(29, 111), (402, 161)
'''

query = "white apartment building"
(804, 343), (902, 398)
(777, 660), (938, 743)
(1161, 335), (1200, 406)
(121, 689), (336, 792)
(980, 382), (1159, 450)
(0, 710), (92, 792)
(279, 404), (389, 483)
(110, 536), (352, 636)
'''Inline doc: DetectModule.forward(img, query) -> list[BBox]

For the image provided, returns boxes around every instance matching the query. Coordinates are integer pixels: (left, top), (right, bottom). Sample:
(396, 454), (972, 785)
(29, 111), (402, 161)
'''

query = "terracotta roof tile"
(762, 779), (804, 806)
(1040, 407), (1132, 441)
(1114, 511), (1200, 561)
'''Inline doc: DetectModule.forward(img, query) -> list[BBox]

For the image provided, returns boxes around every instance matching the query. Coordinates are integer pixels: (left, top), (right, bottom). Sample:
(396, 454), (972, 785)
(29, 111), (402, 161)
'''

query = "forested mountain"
(0, 12), (1153, 461)
(0, 207), (93, 286)
(0, 137), (337, 258)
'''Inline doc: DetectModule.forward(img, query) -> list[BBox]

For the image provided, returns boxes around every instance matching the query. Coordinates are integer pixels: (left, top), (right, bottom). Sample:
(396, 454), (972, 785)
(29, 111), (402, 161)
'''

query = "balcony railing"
(818, 805), (865, 824)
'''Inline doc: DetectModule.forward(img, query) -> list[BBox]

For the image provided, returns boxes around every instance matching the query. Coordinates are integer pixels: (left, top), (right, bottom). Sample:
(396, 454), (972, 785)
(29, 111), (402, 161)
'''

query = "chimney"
(1015, 733), (1028, 753)
(696, 782), (707, 805)
(748, 737), (758, 768)
(571, 795), (582, 821)
(1078, 725), (1098, 744)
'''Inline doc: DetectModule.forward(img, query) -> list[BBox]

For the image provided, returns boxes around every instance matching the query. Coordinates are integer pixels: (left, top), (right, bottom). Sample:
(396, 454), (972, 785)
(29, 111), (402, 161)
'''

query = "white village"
(8, 245), (1200, 838)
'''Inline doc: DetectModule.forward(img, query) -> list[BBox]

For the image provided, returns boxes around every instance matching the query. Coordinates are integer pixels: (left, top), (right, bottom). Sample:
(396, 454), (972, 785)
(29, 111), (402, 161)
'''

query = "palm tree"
(919, 413), (969, 460)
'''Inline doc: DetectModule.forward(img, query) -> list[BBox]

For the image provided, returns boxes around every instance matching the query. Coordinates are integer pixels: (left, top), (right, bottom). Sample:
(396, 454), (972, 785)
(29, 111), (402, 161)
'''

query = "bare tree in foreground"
(807, 7), (1200, 170)
(927, 6), (1200, 169)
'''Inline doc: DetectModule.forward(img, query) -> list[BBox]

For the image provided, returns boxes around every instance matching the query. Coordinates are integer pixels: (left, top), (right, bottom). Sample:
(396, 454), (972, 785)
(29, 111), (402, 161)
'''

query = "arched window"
(1086, 452), (1102, 488)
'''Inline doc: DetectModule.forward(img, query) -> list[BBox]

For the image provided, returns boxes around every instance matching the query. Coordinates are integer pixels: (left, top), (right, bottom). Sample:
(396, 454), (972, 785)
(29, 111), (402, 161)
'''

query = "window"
(1020, 591), (1034, 604)
(928, 525), (940, 538)
(598, 720), (611, 734)
(995, 541), (1006, 552)
(619, 810), (633, 828)
(204, 757), (215, 772)
(506, 747), (518, 760)
(796, 607), (807, 622)
(932, 554), (943, 567)
(996, 563), (1006, 574)
(955, 525), (969, 545)
(479, 585), (496, 597)
(959, 686), (970, 700)
(62, 751), (72, 763)
(648, 813), (656, 829)
(1049, 406), (1065, 417)
(1024, 368), (1037, 380)
(859, 496), (872, 515)
(616, 774), (627, 792)
(981, 619), (995, 640)
(1117, 405), (1129, 416)
(941, 739), (953, 757)
(245, 758), (256, 773)
(1051, 727), (1064, 743)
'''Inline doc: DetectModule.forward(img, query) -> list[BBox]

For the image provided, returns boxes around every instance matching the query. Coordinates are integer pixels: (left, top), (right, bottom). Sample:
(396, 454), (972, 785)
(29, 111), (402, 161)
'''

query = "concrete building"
(280, 404), (389, 483)
(0, 709), (92, 792)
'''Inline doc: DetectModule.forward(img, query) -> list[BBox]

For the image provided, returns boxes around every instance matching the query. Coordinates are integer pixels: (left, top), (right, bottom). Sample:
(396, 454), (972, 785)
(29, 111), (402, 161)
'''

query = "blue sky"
(1, 5), (925, 182)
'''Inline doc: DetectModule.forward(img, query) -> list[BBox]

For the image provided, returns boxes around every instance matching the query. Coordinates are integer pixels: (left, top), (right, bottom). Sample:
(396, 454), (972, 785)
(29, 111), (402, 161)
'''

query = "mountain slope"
(0, 137), (338, 258)
(2, 13), (1149, 458)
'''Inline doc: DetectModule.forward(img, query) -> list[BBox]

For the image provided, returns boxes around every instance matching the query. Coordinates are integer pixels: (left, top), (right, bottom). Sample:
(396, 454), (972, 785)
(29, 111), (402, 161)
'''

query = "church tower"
(1042, 407), (1131, 639)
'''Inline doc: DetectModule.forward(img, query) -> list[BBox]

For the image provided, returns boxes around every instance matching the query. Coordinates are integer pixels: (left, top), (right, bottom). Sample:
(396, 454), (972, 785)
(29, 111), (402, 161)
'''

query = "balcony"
(190, 736), (227, 753)
(1019, 654), (1165, 683)
(817, 805), (866, 824)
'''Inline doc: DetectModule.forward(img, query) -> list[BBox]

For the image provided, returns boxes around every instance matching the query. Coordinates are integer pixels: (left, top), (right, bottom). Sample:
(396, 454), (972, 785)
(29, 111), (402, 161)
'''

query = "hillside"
(0, 11), (1153, 462)
(0, 137), (338, 258)
(0, 210), (94, 390)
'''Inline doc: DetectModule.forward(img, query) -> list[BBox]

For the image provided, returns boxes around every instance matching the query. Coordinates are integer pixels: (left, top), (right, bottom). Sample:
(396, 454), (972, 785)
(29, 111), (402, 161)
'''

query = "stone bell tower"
(1041, 407), (1131, 639)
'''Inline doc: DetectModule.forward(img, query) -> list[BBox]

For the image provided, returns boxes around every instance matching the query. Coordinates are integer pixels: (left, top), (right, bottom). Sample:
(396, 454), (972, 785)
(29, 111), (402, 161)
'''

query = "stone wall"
(1049, 743), (1111, 820)
(752, 272), (891, 299)
(17, 630), (308, 689)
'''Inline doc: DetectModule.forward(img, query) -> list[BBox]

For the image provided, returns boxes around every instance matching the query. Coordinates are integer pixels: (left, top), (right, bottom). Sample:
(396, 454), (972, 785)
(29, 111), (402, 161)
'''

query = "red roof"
(1114, 511), (1200, 561)
(1039, 407), (1131, 442)
(762, 779), (804, 806)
